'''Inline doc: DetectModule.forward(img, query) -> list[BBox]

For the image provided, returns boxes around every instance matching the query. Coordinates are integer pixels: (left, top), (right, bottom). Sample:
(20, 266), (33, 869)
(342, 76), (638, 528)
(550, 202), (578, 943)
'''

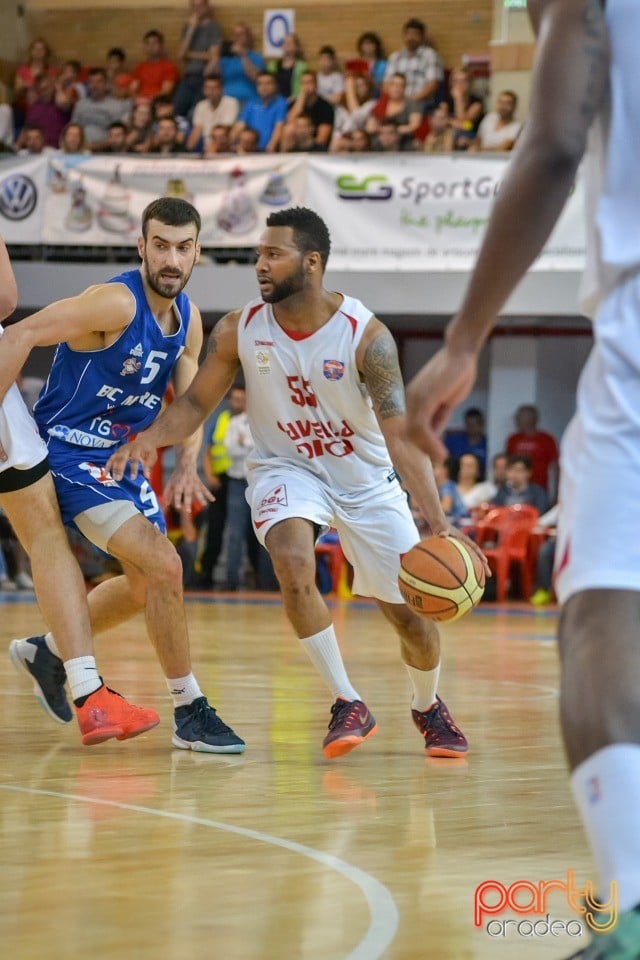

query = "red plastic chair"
(474, 505), (539, 601)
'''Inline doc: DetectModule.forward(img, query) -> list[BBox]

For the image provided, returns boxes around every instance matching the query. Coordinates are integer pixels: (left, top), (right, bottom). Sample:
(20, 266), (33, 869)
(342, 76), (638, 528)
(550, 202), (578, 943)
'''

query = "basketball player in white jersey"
(0, 234), (160, 745)
(406, 1), (640, 956)
(107, 206), (489, 760)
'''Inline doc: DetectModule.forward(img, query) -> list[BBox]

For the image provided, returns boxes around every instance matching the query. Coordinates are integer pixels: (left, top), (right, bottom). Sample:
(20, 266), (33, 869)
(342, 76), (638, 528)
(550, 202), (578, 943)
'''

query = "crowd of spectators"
(0, 7), (524, 158)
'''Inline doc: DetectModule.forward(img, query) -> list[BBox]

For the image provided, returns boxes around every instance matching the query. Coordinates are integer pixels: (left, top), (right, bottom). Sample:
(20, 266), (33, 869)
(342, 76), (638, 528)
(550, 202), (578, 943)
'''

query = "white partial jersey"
(581, 0), (640, 317)
(237, 294), (395, 496)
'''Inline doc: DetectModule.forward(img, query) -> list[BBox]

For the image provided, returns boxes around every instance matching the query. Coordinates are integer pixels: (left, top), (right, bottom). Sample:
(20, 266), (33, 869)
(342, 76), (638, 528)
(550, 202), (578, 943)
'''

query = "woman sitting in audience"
(125, 99), (154, 153)
(456, 453), (496, 511)
(442, 66), (484, 151)
(330, 72), (377, 152)
(365, 72), (421, 150)
(268, 33), (307, 100)
(349, 32), (387, 95)
(58, 121), (88, 153)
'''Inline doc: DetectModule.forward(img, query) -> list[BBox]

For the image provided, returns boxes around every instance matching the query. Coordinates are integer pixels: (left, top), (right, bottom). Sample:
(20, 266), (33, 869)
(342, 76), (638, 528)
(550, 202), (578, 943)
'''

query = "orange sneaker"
(75, 685), (160, 746)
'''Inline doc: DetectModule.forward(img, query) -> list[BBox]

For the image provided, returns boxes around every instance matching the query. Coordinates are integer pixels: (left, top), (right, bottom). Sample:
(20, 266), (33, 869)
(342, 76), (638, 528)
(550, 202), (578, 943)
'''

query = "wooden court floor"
(0, 591), (594, 960)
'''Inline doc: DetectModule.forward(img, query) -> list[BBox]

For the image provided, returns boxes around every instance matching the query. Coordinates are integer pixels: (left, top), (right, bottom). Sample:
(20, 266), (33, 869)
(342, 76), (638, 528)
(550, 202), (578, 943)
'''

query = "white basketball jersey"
(581, 0), (640, 316)
(238, 294), (395, 495)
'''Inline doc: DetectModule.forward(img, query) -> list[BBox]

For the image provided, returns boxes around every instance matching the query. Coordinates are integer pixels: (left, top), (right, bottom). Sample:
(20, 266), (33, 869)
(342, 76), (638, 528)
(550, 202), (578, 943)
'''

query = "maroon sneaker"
(412, 696), (468, 757)
(322, 698), (377, 759)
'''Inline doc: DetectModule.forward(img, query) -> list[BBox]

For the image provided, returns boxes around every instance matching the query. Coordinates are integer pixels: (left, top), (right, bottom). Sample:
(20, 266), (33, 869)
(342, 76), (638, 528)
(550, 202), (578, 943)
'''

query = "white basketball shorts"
(555, 272), (640, 602)
(248, 464), (421, 604)
(0, 383), (49, 493)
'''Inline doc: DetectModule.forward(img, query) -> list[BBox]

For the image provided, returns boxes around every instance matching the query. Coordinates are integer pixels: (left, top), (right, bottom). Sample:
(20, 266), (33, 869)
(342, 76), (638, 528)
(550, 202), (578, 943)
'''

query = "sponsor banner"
(40, 154), (306, 246)
(0, 154), (48, 241)
(0, 153), (586, 270)
(306, 154), (586, 271)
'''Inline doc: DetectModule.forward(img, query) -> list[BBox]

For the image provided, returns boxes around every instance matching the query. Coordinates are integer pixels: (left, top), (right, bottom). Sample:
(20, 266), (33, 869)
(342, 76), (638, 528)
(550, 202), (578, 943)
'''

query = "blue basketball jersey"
(34, 268), (191, 451)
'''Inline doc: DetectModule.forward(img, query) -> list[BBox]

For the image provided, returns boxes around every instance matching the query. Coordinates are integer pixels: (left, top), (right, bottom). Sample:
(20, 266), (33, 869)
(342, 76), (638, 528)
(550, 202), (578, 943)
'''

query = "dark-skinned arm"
(406, 0), (610, 458)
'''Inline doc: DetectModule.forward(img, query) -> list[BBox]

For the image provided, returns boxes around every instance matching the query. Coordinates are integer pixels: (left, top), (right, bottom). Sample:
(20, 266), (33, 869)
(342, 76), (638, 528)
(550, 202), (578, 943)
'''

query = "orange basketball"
(398, 536), (485, 622)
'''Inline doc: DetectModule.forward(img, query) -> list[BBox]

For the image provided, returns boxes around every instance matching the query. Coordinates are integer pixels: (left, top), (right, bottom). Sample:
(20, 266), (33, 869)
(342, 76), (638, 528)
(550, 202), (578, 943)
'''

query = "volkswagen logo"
(0, 174), (38, 221)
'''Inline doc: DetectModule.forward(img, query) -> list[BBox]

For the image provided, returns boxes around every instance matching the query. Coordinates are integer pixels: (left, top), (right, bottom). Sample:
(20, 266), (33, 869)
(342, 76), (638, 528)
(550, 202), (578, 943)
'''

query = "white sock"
(167, 673), (203, 708)
(299, 626), (360, 702)
(43, 632), (61, 658)
(65, 657), (101, 702)
(571, 744), (640, 912)
(406, 662), (441, 712)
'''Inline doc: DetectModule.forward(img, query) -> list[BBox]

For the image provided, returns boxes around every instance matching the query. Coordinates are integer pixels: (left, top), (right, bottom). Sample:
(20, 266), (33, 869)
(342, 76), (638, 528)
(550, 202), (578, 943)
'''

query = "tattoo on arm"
(362, 330), (406, 420)
(206, 323), (221, 357)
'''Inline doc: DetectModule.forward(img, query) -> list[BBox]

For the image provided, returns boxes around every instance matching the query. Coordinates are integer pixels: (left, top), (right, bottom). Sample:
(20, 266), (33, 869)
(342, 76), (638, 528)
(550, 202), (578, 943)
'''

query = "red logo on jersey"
(323, 359), (344, 381)
(79, 461), (119, 487)
(259, 484), (288, 510)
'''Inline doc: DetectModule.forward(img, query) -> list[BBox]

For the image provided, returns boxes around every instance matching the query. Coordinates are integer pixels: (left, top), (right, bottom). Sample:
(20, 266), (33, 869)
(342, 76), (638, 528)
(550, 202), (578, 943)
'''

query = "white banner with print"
(39, 154), (306, 246)
(0, 153), (586, 271)
(305, 153), (586, 271)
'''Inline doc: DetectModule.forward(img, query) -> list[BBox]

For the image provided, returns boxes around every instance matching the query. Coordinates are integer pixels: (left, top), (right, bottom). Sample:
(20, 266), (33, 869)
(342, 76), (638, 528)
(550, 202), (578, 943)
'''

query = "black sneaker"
(172, 696), (245, 753)
(9, 635), (71, 724)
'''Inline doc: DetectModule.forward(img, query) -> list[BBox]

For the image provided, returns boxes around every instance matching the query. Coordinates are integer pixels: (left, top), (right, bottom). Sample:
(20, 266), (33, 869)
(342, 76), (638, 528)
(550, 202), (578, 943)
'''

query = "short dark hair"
(142, 197), (201, 238)
(144, 29), (164, 43)
(108, 121), (127, 132)
(265, 206), (331, 270)
(403, 18), (426, 34)
(508, 454), (532, 471)
(107, 47), (126, 61)
(464, 407), (484, 420)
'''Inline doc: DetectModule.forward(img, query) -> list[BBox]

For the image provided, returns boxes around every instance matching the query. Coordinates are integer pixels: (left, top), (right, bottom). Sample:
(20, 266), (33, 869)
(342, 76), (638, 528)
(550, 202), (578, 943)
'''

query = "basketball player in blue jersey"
(107, 206), (489, 762)
(406, 1), (640, 957)
(0, 198), (244, 754)
(0, 234), (159, 746)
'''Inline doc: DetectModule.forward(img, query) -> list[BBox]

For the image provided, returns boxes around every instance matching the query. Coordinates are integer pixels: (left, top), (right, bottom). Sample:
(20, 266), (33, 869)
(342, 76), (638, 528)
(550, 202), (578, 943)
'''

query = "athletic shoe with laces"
(172, 696), (245, 753)
(412, 696), (468, 757)
(563, 905), (640, 958)
(75, 684), (160, 746)
(9, 635), (71, 724)
(322, 698), (378, 759)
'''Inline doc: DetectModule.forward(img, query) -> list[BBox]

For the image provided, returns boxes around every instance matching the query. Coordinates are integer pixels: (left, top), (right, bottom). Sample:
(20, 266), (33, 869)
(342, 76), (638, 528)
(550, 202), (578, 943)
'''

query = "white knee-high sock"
(299, 626), (360, 702)
(571, 744), (640, 912)
(406, 662), (441, 712)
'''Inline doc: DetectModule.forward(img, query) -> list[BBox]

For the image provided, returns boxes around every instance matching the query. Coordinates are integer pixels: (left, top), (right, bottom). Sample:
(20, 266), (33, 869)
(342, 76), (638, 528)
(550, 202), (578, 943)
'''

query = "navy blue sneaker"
(173, 696), (245, 754)
(9, 635), (71, 724)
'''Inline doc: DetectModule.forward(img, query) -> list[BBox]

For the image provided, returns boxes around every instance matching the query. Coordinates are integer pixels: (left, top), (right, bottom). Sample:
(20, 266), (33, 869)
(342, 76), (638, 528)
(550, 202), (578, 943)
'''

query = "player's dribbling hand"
(106, 435), (158, 481)
(439, 523), (492, 580)
(405, 346), (478, 461)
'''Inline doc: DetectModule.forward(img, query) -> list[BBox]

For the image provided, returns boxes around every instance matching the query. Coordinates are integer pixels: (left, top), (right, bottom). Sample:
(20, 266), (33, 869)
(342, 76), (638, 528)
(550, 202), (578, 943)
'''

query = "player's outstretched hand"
(164, 462), (214, 515)
(106, 434), (159, 481)
(405, 346), (478, 461)
(439, 523), (492, 580)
